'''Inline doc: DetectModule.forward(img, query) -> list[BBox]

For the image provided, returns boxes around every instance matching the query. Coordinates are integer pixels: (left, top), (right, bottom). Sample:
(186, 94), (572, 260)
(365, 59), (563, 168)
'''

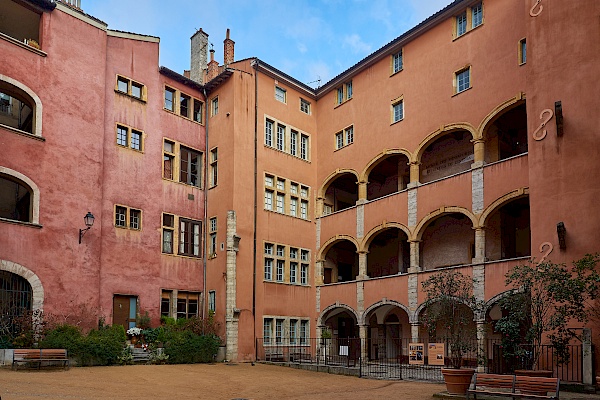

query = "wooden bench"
(467, 373), (559, 400)
(12, 349), (69, 370)
(263, 347), (284, 362)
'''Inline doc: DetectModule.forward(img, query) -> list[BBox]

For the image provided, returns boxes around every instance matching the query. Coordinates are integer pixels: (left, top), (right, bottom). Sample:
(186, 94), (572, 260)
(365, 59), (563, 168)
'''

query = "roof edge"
(159, 66), (204, 91)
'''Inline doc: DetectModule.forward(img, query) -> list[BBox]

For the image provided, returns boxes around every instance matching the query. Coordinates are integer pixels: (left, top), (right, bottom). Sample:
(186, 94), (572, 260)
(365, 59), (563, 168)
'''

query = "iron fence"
(256, 337), (585, 383)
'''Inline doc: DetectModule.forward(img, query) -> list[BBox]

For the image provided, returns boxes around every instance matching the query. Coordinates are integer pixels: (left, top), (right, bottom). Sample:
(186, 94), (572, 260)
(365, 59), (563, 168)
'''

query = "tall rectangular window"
(290, 198), (297, 217)
(164, 87), (175, 111)
(265, 120), (273, 147)
(336, 132), (344, 149)
(115, 206), (127, 227)
(290, 262), (298, 284)
(290, 130), (298, 156)
(162, 213), (174, 253)
(211, 97), (219, 116)
(345, 126), (354, 145)
(456, 67), (471, 93)
(210, 148), (218, 187)
(300, 320), (308, 344)
(290, 319), (298, 344)
(393, 100), (404, 123)
(163, 140), (175, 180)
(472, 2), (483, 28)
(264, 319), (273, 344)
(176, 292), (199, 319)
(129, 209), (141, 230)
(276, 193), (285, 213)
(208, 290), (216, 313)
(264, 190), (273, 210)
(300, 98), (310, 114)
(180, 93), (190, 118)
(277, 124), (285, 151)
(300, 135), (308, 160)
(116, 125), (128, 146)
(130, 129), (142, 151)
(300, 200), (308, 220)
(264, 258), (273, 280)
(346, 81), (353, 99)
(301, 263), (308, 285)
(337, 87), (344, 105)
(161, 290), (172, 317)
(179, 218), (202, 257)
(392, 50), (403, 73)
(519, 38), (527, 65)
(275, 319), (284, 344)
(193, 99), (203, 123)
(180, 146), (202, 187)
(276, 260), (284, 282)
(209, 217), (217, 256)
(456, 11), (467, 36)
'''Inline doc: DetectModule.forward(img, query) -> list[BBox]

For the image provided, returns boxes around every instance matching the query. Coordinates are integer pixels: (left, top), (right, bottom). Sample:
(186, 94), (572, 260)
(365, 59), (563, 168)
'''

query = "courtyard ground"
(1, 363), (599, 399)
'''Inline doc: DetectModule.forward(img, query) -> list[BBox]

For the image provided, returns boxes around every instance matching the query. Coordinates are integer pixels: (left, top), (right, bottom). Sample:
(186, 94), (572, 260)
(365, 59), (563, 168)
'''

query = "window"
(335, 125), (354, 149)
(211, 97), (219, 116)
(265, 175), (274, 187)
(208, 290), (216, 313)
(180, 146), (202, 187)
(455, 67), (471, 94)
(263, 318), (273, 344)
(264, 258), (273, 280)
(209, 217), (217, 256)
(300, 186), (308, 198)
(193, 99), (203, 123)
(276, 179), (285, 191)
(180, 93), (190, 118)
(290, 183), (298, 195)
(300, 135), (308, 160)
(290, 130), (298, 156)
(164, 87), (175, 111)
(264, 190), (274, 210)
(0, 173), (34, 223)
(176, 291), (200, 319)
(472, 2), (483, 28)
(276, 260), (284, 282)
(162, 213), (175, 253)
(265, 243), (274, 255)
(290, 262), (298, 284)
(335, 81), (353, 105)
(392, 49), (403, 74)
(161, 290), (172, 316)
(456, 12), (467, 37)
(300, 200), (308, 220)
(276, 245), (285, 257)
(116, 124), (143, 152)
(301, 263), (308, 285)
(392, 99), (404, 123)
(276, 194), (285, 213)
(265, 119), (273, 147)
(116, 75), (146, 101)
(0, 2), (41, 47)
(290, 198), (297, 217)
(290, 319), (298, 344)
(179, 218), (202, 257)
(454, 3), (483, 38)
(300, 98), (310, 114)
(275, 86), (286, 103)
(300, 320), (308, 344)
(519, 38), (527, 65)
(276, 124), (285, 151)
(163, 139), (203, 187)
(301, 249), (309, 262)
(290, 248), (298, 259)
(114, 205), (141, 230)
(275, 319), (284, 343)
(0, 81), (37, 135)
(210, 148), (218, 187)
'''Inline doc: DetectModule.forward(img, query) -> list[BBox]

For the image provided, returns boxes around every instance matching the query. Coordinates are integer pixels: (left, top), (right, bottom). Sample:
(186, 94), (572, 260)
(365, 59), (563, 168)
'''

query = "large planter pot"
(441, 368), (476, 395)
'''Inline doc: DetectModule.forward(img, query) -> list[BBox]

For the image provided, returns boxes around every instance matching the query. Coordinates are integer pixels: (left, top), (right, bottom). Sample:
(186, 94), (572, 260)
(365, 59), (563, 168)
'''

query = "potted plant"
(422, 270), (482, 395)
(495, 254), (600, 376)
(126, 327), (142, 346)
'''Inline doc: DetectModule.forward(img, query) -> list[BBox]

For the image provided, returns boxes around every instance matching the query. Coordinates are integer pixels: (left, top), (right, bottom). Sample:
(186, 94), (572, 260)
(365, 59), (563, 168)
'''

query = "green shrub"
(39, 324), (83, 355)
(163, 330), (219, 364)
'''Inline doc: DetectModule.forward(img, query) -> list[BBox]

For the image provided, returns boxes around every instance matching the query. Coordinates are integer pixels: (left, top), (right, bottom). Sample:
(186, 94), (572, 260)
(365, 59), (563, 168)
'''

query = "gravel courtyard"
(1, 362), (446, 399)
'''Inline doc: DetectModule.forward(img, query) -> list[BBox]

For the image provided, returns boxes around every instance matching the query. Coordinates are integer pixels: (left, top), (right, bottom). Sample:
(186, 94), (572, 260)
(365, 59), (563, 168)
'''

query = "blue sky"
(84, 0), (452, 88)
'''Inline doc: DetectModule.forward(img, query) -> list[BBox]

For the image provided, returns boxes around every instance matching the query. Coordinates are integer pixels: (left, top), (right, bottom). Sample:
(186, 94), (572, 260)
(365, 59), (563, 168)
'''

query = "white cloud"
(297, 43), (308, 54)
(342, 34), (371, 55)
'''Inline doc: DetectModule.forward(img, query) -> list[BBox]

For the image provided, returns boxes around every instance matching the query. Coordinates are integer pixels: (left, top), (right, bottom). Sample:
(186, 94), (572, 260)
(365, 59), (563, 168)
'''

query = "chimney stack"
(206, 48), (219, 82)
(224, 28), (235, 66)
(190, 28), (209, 84)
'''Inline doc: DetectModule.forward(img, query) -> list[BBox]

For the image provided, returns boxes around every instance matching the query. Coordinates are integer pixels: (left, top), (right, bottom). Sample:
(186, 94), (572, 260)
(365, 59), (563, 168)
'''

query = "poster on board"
(409, 343), (424, 365)
(428, 343), (445, 366)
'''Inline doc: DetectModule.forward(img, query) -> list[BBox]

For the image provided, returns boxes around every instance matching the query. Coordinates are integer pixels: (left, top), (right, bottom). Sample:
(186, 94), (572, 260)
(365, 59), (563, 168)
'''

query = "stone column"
(315, 260), (324, 286)
(316, 197), (324, 217)
(473, 227), (486, 264)
(357, 181), (368, 203)
(583, 328), (593, 387)
(409, 161), (421, 185)
(359, 325), (368, 361)
(476, 320), (487, 372)
(357, 251), (368, 280)
(408, 240), (421, 273)
(472, 138), (486, 166)
(225, 210), (240, 362)
(410, 322), (420, 343)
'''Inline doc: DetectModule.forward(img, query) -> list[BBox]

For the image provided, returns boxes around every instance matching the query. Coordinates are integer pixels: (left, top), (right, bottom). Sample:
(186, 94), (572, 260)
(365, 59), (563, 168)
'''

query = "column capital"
(471, 138), (486, 144)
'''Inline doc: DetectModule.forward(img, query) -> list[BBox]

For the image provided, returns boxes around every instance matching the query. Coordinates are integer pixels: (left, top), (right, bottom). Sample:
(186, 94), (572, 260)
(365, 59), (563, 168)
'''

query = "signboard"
(409, 343), (424, 365)
(428, 343), (445, 366)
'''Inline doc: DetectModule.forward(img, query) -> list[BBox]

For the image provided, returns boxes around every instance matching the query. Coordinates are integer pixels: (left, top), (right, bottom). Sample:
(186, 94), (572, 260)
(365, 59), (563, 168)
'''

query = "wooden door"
(113, 295), (136, 330)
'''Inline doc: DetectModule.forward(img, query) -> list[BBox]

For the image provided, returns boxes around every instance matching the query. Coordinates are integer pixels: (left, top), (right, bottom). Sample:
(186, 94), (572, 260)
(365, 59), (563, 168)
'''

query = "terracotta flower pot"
(441, 368), (475, 395)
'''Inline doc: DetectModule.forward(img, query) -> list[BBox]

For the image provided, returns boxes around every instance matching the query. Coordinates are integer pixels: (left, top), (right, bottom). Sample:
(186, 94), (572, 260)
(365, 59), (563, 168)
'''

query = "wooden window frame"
(115, 123), (144, 152)
(114, 204), (142, 230)
(163, 85), (204, 124)
(115, 74), (147, 102)
(163, 138), (203, 189)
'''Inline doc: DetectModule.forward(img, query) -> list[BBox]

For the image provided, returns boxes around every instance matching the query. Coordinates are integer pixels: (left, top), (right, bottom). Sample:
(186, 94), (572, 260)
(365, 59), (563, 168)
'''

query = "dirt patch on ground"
(1, 363), (447, 399)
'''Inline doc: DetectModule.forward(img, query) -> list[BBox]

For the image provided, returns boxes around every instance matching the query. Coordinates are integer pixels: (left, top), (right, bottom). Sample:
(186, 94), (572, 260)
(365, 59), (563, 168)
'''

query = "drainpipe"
(202, 86), (209, 322)
(252, 58), (259, 343)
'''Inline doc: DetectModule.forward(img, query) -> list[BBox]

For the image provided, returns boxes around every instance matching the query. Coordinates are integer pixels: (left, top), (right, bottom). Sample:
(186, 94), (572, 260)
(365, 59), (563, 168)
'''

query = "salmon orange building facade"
(2, 0), (600, 382)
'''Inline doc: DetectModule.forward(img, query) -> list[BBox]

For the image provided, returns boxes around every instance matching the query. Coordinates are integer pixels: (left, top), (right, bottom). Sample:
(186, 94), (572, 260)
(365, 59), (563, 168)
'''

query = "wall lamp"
(79, 211), (95, 244)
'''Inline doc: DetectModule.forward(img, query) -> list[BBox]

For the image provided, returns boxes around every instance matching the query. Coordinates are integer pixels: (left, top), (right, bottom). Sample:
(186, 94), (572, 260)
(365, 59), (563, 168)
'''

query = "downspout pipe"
(252, 58), (259, 355)
(202, 86), (209, 322)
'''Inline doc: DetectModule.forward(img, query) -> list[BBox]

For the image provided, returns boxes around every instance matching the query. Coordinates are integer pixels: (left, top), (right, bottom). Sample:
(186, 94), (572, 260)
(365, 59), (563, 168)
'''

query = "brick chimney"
(190, 28), (209, 84)
(224, 28), (235, 66)
(206, 48), (219, 82)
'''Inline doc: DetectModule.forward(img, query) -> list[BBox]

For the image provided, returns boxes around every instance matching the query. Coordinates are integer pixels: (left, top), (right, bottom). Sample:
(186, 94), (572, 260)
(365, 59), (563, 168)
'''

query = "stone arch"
(0, 259), (44, 311)
(317, 303), (359, 327)
(414, 297), (478, 324)
(360, 148), (413, 182)
(0, 166), (41, 224)
(0, 74), (43, 137)
(361, 222), (411, 252)
(317, 234), (359, 260)
(360, 299), (412, 325)
(479, 188), (529, 227)
(414, 123), (477, 163)
(414, 206), (478, 241)
(481, 289), (518, 321)
(317, 168), (360, 199)
(477, 92), (526, 141)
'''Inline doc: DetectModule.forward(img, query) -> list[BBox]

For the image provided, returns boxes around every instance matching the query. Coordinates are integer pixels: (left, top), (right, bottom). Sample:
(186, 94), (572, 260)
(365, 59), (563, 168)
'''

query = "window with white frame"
(276, 178), (285, 191)
(301, 263), (308, 285)
(392, 49), (403, 74)
(263, 242), (310, 285)
(265, 119), (273, 147)
(263, 318), (273, 344)
(300, 200), (308, 220)
(276, 124), (285, 151)
(179, 218), (202, 257)
(264, 190), (274, 211)
(454, 2), (483, 38)
(335, 81), (353, 106)
(345, 126), (354, 145)
(210, 148), (218, 187)
(290, 198), (297, 217)
(472, 2), (483, 28)
(300, 135), (308, 160)
(335, 125), (354, 149)
(290, 130), (298, 156)
(116, 124), (144, 152)
(290, 319), (298, 344)
(209, 216), (217, 256)
(275, 86), (286, 103)
(264, 116), (310, 160)
(276, 193), (285, 213)
(392, 99), (404, 123)
(456, 11), (467, 37)
(264, 258), (273, 281)
(455, 67), (471, 94)
(290, 262), (298, 284)
(300, 320), (308, 344)
(300, 98), (310, 114)
(275, 319), (284, 343)
(276, 260), (285, 282)
(265, 174), (274, 187)
(211, 97), (219, 116)
(115, 205), (141, 230)
(264, 173), (310, 221)
(208, 290), (216, 313)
